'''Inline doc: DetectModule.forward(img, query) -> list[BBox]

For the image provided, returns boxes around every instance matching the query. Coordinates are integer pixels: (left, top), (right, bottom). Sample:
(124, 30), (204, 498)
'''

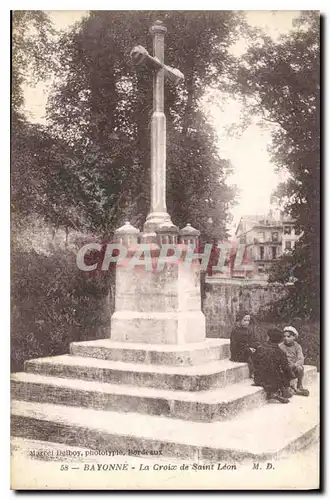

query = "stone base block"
(111, 255), (206, 344)
(111, 310), (205, 344)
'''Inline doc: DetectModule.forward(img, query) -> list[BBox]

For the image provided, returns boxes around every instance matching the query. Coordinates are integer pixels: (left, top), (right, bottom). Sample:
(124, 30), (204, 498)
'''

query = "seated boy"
(279, 326), (309, 397)
(253, 328), (294, 404)
(230, 312), (259, 377)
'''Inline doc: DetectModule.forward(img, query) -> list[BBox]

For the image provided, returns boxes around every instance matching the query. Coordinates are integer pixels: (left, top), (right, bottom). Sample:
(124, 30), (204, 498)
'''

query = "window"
(284, 226), (291, 235)
(240, 235), (247, 244)
(257, 231), (265, 242)
(294, 227), (300, 235)
(272, 246), (277, 259)
(260, 246), (264, 260)
(272, 232), (279, 242)
(285, 241), (292, 250)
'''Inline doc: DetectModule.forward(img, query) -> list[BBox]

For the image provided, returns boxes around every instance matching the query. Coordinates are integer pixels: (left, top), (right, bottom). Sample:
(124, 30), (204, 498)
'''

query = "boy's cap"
(283, 326), (299, 338)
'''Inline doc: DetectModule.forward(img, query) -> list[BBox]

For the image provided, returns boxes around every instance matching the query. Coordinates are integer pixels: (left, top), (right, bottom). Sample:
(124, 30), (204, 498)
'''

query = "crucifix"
(130, 20), (184, 234)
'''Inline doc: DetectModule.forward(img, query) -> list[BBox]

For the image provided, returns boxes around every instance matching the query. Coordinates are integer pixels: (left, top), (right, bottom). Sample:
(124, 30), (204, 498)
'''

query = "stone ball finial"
(115, 221), (140, 236)
(150, 20), (167, 35)
(114, 221), (140, 247)
(179, 223), (200, 246)
(179, 223), (200, 237)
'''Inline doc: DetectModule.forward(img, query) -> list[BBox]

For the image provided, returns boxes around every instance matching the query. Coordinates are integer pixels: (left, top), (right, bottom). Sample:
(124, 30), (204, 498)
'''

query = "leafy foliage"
(11, 117), (86, 230)
(11, 11), (242, 367)
(46, 11), (240, 239)
(230, 11), (320, 319)
(12, 10), (56, 117)
(11, 11), (84, 232)
(11, 245), (114, 371)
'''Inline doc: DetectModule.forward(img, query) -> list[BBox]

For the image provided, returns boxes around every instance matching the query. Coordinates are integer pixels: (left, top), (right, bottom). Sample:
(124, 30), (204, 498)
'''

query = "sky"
(22, 10), (299, 234)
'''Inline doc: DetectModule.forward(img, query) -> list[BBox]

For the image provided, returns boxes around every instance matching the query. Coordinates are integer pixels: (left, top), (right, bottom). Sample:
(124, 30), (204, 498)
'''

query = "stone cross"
(130, 20), (184, 235)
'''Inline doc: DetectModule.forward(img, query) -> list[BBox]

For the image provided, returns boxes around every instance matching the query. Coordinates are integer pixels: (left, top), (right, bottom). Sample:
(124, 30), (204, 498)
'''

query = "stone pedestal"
(110, 253), (206, 344)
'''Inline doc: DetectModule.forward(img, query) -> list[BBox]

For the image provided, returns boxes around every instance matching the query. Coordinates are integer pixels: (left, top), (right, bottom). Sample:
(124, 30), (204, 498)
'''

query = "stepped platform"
(11, 365), (317, 422)
(11, 375), (319, 462)
(11, 337), (319, 465)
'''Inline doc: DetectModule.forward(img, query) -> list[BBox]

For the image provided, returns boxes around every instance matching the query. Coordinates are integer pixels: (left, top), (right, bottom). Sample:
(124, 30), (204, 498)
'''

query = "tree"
(47, 11), (240, 239)
(11, 11), (100, 234)
(231, 12), (320, 319)
(11, 119), (90, 232)
(12, 10), (56, 118)
(12, 11), (64, 229)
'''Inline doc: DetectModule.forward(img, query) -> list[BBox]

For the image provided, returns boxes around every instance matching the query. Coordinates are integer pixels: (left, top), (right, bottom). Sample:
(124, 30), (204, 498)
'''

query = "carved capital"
(149, 20), (167, 35)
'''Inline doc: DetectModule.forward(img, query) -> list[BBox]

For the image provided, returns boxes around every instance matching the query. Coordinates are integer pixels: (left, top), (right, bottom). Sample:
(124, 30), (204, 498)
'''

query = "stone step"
(70, 338), (230, 366)
(24, 356), (250, 391)
(11, 373), (267, 422)
(11, 375), (319, 463)
(11, 365), (317, 423)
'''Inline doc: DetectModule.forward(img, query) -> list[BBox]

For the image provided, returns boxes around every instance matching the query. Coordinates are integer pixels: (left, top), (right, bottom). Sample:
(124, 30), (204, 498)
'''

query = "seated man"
(253, 328), (294, 404)
(279, 326), (310, 397)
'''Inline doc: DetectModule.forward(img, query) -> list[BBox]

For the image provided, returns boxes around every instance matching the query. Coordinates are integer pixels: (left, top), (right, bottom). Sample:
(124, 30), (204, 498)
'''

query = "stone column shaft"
(151, 22), (166, 217)
(144, 21), (174, 233)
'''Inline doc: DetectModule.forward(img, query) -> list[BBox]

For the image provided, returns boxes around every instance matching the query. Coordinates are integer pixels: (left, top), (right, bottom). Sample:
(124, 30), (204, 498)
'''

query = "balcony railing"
(253, 238), (282, 245)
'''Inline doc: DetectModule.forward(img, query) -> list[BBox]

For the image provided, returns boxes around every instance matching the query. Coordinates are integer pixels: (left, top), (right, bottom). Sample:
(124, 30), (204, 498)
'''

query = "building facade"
(234, 213), (301, 279)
